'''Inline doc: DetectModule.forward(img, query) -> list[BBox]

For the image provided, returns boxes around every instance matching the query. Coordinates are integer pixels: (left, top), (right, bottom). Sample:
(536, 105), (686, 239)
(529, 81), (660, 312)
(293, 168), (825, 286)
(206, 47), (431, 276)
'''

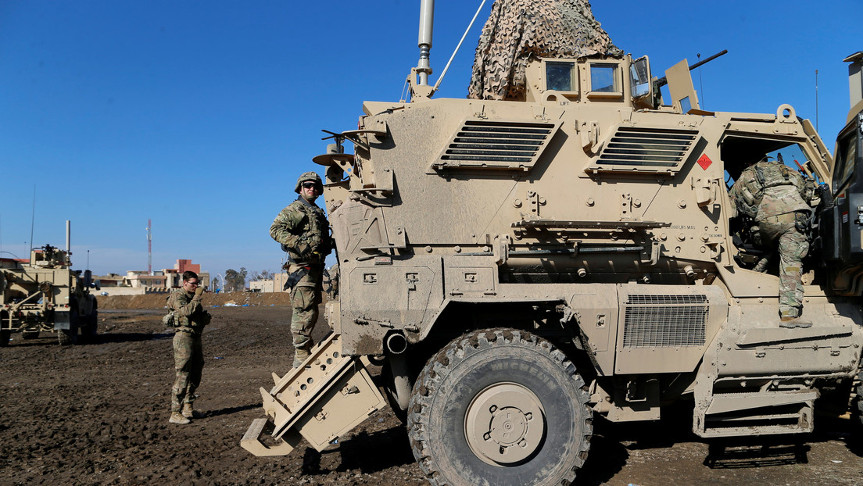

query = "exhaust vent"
(433, 120), (561, 171)
(588, 126), (700, 175)
(623, 294), (708, 348)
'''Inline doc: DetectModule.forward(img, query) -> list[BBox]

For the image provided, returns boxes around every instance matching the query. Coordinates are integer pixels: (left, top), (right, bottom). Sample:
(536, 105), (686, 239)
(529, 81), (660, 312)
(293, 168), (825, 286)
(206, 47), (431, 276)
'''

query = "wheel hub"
(464, 383), (545, 466)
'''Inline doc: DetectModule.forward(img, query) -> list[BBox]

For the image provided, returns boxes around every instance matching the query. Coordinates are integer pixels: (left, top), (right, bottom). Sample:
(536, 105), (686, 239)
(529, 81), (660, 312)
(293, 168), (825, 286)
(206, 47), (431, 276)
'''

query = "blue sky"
(0, 1), (859, 279)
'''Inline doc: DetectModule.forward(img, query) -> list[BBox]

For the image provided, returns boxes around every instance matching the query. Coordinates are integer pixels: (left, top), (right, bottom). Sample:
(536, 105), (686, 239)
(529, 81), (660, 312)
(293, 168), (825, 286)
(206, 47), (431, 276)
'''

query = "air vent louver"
(434, 120), (560, 171)
(623, 294), (708, 348)
(591, 127), (700, 175)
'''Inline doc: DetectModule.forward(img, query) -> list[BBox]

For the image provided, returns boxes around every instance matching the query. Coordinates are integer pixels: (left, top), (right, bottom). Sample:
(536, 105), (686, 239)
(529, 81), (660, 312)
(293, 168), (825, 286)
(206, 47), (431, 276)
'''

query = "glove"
(319, 235), (333, 257)
(193, 286), (204, 300)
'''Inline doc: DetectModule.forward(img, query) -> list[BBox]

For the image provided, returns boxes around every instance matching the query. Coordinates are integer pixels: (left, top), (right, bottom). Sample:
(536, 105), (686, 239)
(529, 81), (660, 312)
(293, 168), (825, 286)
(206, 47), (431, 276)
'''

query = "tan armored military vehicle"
(243, 4), (860, 484)
(0, 222), (98, 346)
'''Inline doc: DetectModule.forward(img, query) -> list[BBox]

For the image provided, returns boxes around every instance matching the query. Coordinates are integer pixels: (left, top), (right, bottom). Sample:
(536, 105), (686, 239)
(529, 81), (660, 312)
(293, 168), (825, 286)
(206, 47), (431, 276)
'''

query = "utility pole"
(29, 185), (36, 253)
(147, 219), (152, 276)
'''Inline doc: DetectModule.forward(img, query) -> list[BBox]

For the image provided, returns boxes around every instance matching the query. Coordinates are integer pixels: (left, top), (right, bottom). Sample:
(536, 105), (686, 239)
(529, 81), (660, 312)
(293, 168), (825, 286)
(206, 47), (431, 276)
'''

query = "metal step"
(695, 389), (818, 438)
(241, 333), (387, 456)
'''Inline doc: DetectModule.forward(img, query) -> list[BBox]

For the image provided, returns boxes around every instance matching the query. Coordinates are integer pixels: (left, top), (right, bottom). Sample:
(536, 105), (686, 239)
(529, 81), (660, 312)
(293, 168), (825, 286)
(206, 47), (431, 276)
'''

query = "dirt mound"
(98, 292), (293, 310)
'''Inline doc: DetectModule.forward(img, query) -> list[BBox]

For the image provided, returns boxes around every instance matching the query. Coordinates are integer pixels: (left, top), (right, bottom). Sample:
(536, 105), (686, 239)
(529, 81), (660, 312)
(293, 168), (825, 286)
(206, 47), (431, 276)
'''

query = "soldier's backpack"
(738, 161), (815, 218)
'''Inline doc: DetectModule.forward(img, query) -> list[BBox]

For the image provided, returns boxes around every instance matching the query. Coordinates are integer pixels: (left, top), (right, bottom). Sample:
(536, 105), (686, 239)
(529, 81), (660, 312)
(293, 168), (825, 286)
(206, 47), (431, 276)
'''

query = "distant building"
(248, 273), (289, 293)
(249, 280), (275, 293)
(164, 259), (207, 288)
(93, 273), (124, 287)
(175, 259), (200, 274)
(273, 272), (289, 292)
(126, 270), (167, 288)
(94, 259), (209, 296)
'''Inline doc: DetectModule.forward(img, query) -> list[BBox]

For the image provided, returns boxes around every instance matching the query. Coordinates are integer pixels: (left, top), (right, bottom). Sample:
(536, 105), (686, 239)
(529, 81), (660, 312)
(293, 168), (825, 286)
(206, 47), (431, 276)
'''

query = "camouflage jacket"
(729, 161), (811, 222)
(270, 196), (332, 265)
(166, 289), (209, 334)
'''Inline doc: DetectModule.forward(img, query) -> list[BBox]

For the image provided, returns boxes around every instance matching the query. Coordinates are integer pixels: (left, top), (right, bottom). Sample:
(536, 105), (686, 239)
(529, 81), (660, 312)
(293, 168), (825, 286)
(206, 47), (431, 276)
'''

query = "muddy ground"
(1, 294), (862, 485)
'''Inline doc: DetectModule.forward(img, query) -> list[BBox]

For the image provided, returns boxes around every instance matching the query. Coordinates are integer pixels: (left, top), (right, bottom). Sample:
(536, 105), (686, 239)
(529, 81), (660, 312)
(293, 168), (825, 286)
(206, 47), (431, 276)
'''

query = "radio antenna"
(416, 0), (434, 86)
(815, 69), (819, 131)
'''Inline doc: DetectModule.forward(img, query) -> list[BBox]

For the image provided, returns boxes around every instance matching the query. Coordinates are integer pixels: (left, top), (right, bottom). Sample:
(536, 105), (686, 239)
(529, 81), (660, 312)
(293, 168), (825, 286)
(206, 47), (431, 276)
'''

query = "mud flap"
(241, 333), (387, 456)
(53, 310), (71, 330)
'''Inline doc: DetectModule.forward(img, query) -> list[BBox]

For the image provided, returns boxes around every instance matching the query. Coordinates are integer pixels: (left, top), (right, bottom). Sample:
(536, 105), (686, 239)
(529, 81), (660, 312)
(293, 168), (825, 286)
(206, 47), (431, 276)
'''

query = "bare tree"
(250, 269), (274, 281)
(224, 267), (248, 292)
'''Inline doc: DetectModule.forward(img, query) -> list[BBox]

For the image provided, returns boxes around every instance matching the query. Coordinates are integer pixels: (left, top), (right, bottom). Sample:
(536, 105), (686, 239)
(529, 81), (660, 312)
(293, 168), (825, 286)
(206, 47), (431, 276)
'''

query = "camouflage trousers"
(756, 213), (809, 318)
(291, 285), (322, 351)
(172, 330), (203, 412)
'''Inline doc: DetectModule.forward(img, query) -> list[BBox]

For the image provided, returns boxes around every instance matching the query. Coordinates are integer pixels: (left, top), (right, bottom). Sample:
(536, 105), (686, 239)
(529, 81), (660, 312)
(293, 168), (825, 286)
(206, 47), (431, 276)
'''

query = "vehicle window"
(590, 64), (619, 93)
(834, 132), (857, 193)
(679, 96), (692, 114)
(765, 145), (822, 184)
(546, 62), (575, 92)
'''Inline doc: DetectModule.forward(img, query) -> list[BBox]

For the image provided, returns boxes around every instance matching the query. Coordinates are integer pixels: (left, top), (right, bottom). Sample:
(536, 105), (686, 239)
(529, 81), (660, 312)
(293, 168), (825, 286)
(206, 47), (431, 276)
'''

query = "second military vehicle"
(0, 222), (98, 346)
(243, 4), (861, 485)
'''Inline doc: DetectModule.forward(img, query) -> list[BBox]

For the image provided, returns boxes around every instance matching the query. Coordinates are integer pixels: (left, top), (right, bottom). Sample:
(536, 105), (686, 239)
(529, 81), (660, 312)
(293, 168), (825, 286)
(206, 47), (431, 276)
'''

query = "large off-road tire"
(408, 328), (592, 486)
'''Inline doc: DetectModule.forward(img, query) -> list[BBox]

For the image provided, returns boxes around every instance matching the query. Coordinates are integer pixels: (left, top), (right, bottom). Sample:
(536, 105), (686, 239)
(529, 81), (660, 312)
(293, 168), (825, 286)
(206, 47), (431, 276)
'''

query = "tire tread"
(408, 328), (591, 486)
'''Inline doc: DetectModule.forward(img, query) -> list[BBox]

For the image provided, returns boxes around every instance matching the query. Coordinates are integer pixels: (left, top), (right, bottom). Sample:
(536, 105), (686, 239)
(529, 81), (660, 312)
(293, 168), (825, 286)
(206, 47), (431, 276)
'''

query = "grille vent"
(592, 127), (699, 174)
(434, 120), (560, 171)
(623, 294), (708, 348)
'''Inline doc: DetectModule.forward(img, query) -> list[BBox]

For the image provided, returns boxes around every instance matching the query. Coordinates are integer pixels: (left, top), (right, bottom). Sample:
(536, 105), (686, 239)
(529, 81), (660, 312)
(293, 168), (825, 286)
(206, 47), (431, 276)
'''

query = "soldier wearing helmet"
(729, 156), (815, 329)
(270, 171), (333, 367)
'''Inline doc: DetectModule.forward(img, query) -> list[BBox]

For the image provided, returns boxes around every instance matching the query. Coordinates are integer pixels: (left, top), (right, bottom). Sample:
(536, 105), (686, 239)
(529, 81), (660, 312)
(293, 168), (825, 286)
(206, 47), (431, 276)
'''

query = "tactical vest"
(736, 162), (811, 218)
(164, 290), (211, 331)
(286, 198), (330, 263)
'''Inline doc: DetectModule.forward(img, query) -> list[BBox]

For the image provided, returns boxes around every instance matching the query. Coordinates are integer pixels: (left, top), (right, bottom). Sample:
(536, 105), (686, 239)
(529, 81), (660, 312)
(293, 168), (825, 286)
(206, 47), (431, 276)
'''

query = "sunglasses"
(186, 281), (199, 286)
(302, 182), (321, 190)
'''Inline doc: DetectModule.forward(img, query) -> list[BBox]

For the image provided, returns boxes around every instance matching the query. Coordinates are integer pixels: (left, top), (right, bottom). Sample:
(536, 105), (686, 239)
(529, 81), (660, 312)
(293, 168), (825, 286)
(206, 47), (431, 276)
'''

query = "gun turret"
(654, 49), (728, 89)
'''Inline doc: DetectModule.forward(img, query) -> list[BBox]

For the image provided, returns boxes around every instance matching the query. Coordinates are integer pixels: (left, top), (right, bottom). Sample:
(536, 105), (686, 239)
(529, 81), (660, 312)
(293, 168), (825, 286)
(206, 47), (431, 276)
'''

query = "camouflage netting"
(468, 0), (622, 101)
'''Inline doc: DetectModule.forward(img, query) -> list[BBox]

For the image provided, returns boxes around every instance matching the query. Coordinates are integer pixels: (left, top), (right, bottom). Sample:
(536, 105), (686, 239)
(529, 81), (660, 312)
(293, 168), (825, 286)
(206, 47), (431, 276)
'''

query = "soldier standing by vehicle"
(167, 270), (210, 424)
(270, 172), (333, 368)
(730, 157), (814, 328)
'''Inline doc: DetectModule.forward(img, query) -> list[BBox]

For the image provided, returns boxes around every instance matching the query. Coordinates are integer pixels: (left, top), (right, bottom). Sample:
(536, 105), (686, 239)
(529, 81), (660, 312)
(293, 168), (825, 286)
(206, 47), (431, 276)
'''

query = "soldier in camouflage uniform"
(729, 158), (814, 328)
(270, 172), (333, 368)
(167, 270), (211, 424)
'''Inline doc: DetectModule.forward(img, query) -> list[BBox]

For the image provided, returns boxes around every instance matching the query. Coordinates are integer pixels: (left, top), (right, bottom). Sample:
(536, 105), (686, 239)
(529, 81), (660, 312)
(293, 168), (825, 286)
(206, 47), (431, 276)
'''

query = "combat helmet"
(294, 171), (323, 193)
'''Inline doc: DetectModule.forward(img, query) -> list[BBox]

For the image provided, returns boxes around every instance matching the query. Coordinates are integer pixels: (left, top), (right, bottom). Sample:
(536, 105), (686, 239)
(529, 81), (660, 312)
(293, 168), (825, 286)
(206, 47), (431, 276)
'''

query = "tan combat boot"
(169, 411), (190, 425)
(293, 347), (310, 368)
(182, 403), (195, 419)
